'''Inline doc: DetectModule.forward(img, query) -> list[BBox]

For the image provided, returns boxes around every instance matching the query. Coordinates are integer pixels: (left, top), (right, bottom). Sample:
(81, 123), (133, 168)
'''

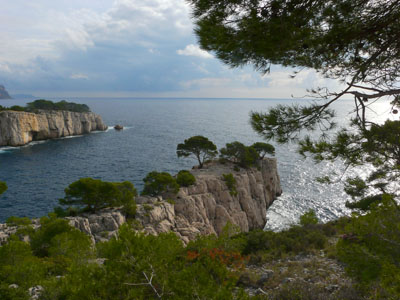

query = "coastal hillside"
(0, 110), (107, 147)
(0, 85), (12, 99)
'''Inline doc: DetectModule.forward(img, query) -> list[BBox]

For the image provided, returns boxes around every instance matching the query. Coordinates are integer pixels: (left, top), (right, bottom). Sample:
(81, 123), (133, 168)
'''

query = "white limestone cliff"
(0, 110), (107, 147)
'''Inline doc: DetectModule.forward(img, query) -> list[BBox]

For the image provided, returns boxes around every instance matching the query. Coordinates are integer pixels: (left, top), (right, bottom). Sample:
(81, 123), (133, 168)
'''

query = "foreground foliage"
(1, 205), (398, 299)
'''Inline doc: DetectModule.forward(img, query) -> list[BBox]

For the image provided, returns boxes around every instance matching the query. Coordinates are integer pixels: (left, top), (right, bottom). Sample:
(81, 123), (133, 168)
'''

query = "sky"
(0, 0), (341, 98)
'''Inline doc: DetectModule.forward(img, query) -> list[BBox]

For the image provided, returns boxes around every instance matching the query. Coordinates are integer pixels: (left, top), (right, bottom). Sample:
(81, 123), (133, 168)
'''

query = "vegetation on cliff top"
(0, 99), (90, 113)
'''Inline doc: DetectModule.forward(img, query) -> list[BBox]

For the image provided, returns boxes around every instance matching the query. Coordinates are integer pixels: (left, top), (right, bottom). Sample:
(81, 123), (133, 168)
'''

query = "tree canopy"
(188, 0), (400, 101)
(0, 182), (6, 196)
(141, 171), (180, 196)
(177, 135), (218, 168)
(220, 141), (259, 168)
(188, 0), (400, 211)
(59, 178), (137, 215)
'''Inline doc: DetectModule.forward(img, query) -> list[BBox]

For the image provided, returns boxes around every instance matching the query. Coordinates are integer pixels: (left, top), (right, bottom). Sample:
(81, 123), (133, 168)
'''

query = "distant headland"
(0, 85), (12, 99)
(0, 99), (107, 147)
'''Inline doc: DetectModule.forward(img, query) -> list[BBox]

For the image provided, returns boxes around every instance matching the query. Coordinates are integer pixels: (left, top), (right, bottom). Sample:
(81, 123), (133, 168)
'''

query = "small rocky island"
(0, 85), (12, 99)
(0, 100), (107, 147)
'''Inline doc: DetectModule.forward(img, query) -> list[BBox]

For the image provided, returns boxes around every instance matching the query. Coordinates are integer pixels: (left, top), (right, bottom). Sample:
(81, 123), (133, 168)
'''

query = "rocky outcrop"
(0, 110), (107, 146)
(0, 159), (282, 245)
(66, 159), (281, 244)
(0, 85), (12, 99)
(135, 159), (281, 243)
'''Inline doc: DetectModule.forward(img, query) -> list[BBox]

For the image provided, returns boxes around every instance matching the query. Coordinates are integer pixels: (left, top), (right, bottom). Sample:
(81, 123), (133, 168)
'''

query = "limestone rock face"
(134, 159), (281, 243)
(66, 209), (126, 243)
(0, 159), (281, 245)
(0, 110), (107, 146)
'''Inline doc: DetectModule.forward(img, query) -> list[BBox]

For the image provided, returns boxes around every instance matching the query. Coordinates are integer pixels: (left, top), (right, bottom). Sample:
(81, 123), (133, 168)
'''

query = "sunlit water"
(0, 97), (394, 228)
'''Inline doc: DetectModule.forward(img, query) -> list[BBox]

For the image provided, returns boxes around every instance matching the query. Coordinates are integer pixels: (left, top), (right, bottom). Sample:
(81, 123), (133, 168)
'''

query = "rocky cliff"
(0, 159), (282, 245)
(0, 110), (107, 146)
(68, 159), (281, 244)
(0, 85), (12, 99)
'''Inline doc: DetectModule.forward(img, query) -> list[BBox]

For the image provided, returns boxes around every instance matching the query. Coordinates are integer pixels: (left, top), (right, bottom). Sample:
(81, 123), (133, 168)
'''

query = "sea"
(0, 97), (394, 229)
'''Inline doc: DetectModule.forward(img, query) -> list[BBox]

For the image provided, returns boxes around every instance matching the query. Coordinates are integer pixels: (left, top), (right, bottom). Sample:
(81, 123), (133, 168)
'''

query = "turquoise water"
(0, 97), (393, 228)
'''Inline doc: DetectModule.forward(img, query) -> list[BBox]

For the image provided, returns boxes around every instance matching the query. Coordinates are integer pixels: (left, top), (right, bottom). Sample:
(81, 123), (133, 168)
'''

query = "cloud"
(177, 44), (213, 59)
(0, 0), (341, 98)
(70, 73), (89, 80)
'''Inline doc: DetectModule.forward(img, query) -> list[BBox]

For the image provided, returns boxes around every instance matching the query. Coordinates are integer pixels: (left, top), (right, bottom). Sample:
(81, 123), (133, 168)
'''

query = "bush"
(0, 181), (7, 195)
(59, 178), (137, 215)
(9, 105), (25, 111)
(176, 170), (196, 187)
(299, 210), (319, 226)
(336, 197), (400, 297)
(6, 216), (31, 226)
(220, 141), (259, 168)
(241, 225), (328, 259)
(141, 171), (180, 196)
(222, 173), (237, 196)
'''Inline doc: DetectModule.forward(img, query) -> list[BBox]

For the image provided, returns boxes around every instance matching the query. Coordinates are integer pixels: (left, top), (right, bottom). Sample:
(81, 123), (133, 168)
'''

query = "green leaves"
(0, 181), (7, 196)
(251, 104), (336, 143)
(141, 171), (179, 197)
(59, 178), (137, 215)
(219, 141), (259, 168)
(176, 170), (196, 187)
(177, 135), (218, 168)
(251, 142), (275, 158)
(26, 99), (90, 113)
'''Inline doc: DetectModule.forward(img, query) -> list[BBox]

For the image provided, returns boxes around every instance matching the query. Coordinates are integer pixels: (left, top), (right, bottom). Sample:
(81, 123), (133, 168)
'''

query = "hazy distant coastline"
(0, 85), (12, 99)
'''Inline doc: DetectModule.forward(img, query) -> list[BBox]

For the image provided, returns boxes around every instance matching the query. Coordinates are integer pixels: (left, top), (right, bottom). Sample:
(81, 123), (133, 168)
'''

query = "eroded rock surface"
(0, 159), (281, 244)
(69, 159), (281, 243)
(0, 110), (107, 146)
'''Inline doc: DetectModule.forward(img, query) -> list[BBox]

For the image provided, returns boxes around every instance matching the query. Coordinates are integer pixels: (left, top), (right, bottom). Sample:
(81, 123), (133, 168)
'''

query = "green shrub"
(222, 173), (237, 196)
(0, 181), (7, 195)
(9, 105), (25, 112)
(141, 171), (180, 196)
(299, 209), (319, 226)
(6, 216), (31, 226)
(241, 225), (328, 260)
(176, 170), (196, 187)
(30, 216), (75, 257)
(167, 198), (176, 205)
(59, 178), (137, 215)
(336, 196), (400, 297)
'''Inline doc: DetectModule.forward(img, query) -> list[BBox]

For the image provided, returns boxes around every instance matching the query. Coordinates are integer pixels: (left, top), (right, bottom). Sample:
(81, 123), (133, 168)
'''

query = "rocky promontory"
(0, 110), (107, 146)
(0, 159), (281, 245)
(68, 159), (281, 244)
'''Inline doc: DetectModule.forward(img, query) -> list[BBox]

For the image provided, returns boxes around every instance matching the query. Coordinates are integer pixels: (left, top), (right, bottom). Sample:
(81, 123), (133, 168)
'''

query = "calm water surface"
(0, 97), (393, 228)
